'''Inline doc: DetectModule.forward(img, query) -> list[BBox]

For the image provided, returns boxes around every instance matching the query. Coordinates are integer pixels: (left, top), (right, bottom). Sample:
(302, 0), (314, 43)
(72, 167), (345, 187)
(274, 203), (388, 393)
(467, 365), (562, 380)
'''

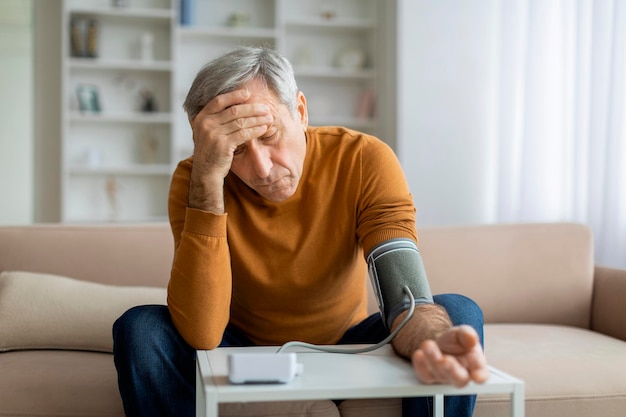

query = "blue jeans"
(113, 294), (484, 417)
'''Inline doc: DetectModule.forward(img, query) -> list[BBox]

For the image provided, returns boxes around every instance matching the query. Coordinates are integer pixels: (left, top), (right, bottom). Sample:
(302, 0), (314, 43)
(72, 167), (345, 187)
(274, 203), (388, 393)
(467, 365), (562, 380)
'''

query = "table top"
(197, 344), (523, 403)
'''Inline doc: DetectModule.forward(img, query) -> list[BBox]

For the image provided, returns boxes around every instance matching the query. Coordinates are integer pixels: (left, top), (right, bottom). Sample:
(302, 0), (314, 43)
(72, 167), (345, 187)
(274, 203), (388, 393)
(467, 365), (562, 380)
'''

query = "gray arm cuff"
(366, 238), (434, 329)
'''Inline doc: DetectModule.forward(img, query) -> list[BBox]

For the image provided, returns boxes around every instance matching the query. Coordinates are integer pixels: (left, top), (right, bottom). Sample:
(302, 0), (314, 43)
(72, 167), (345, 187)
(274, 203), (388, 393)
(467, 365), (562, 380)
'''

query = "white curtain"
(492, 0), (626, 269)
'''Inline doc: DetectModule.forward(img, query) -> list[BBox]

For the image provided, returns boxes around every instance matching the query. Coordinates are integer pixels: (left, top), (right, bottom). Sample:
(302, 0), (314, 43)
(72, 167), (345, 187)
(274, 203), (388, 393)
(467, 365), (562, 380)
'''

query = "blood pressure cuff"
(366, 238), (434, 329)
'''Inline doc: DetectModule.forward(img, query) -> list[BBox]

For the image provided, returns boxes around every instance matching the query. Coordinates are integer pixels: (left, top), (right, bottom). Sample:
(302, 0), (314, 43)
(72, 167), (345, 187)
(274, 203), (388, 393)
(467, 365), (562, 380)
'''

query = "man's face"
(230, 79), (308, 203)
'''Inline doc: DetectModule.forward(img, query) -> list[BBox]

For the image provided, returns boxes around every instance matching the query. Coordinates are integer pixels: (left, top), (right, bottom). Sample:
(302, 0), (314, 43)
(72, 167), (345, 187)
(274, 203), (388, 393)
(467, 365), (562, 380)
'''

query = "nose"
(247, 139), (272, 178)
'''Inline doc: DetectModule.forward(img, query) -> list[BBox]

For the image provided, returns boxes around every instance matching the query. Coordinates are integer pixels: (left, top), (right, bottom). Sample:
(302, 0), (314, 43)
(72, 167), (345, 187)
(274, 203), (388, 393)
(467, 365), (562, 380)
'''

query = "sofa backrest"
(416, 223), (594, 328)
(0, 224), (173, 288)
(0, 222), (595, 328)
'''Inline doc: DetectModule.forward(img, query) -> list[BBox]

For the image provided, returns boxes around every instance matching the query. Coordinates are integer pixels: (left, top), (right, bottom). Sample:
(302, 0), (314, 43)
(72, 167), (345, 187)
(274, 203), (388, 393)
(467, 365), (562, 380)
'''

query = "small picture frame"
(76, 84), (101, 113)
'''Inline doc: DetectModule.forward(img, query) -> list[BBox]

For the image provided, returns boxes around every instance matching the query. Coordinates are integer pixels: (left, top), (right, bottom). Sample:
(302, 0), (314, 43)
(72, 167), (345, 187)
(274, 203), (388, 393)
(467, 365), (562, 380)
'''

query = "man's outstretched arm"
(392, 310), (489, 388)
(366, 238), (488, 387)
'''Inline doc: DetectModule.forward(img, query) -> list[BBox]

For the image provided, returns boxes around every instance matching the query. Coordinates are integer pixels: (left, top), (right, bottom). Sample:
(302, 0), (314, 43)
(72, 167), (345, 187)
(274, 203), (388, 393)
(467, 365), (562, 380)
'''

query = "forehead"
(242, 79), (282, 108)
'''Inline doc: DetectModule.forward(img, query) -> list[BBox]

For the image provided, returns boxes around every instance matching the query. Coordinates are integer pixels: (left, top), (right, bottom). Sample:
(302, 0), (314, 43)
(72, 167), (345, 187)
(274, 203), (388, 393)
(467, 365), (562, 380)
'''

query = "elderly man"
(113, 46), (488, 417)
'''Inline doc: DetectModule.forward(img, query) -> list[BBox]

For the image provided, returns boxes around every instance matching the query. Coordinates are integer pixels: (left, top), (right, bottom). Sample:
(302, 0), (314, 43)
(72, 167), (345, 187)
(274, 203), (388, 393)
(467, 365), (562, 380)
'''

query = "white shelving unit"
(281, 0), (378, 130)
(60, 0), (388, 223)
(61, 0), (175, 223)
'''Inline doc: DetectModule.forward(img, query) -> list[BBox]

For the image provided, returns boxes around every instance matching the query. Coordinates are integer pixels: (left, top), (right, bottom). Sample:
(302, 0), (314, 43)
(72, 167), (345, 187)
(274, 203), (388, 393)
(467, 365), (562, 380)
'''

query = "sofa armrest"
(591, 266), (626, 341)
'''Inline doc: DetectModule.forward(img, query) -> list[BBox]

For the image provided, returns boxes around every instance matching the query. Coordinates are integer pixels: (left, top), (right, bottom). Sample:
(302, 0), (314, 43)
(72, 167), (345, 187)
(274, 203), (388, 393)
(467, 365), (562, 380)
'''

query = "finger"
(419, 341), (451, 383)
(411, 349), (438, 384)
(439, 356), (471, 387)
(233, 124), (269, 147)
(421, 341), (471, 387)
(436, 325), (479, 355)
(470, 365), (490, 383)
(193, 102), (270, 132)
(200, 88), (252, 115)
(422, 352), (471, 388)
(222, 111), (273, 136)
(191, 106), (271, 149)
(420, 340), (443, 364)
(463, 344), (490, 383)
(456, 325), (480, 350)
(449, 327), (489, 383)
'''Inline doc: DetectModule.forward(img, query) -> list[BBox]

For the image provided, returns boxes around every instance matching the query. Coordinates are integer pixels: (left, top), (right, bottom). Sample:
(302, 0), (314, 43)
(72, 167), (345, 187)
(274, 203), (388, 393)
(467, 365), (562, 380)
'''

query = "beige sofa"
(1, 222), (625, 417)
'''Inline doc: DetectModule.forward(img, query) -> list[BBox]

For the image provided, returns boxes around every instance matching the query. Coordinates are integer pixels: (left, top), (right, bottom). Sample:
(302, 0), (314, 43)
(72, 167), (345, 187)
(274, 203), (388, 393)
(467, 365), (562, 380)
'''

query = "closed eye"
(261, 128), (278, 142)
(233, 143), (246, 155)
(233, 128), (278, 157)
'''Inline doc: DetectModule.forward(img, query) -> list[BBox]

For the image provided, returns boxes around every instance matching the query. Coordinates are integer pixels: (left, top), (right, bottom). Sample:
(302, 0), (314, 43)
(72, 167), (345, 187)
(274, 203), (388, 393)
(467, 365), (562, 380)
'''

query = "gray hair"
(183, 46), (299, 120)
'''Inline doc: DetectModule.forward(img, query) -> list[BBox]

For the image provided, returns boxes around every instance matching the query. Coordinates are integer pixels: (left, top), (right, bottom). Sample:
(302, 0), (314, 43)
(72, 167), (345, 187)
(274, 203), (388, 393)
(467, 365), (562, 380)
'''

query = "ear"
(296, 91), (308, 129)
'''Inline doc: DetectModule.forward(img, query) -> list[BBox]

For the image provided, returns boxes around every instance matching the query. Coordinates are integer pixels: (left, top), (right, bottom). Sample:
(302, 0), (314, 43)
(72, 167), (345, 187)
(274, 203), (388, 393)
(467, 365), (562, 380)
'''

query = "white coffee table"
(196, 345), (524, 417)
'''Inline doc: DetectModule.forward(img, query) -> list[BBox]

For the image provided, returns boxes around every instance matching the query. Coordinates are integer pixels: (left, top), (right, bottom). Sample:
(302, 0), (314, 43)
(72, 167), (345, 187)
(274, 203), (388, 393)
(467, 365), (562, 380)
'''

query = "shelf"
(178, 26), (278, 40)
(66, 216), (169, 224)
(69, 111), (172, 124)
(285, 17), (376, 30)
(68, 58), (172, 72)
(68, 164), (173, 176)
(68, 7), (174, 20)
(294, 66), (375, 79)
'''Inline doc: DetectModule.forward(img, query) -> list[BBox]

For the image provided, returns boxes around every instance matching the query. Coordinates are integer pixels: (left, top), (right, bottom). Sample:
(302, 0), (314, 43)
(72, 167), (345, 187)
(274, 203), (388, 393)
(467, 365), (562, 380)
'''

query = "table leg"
(433, 394), (444, 417)
(205, 393), (219, 417)
(511, 382), (525, 417)
(196, 361), (206, 417)
(196, 356), (219, 417)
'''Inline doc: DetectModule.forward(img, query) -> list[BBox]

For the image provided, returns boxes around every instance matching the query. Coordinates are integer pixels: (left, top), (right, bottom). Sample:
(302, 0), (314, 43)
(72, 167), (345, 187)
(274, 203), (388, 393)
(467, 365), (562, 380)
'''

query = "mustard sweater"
(167, 126), (417, 349)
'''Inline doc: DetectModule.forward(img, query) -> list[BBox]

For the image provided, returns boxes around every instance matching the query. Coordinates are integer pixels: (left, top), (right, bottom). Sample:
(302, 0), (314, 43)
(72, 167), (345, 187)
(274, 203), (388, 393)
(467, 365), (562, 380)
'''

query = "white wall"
(32, 0), (62, 222)
(0, 0), (34, 224)
(396, 0), (499, 227)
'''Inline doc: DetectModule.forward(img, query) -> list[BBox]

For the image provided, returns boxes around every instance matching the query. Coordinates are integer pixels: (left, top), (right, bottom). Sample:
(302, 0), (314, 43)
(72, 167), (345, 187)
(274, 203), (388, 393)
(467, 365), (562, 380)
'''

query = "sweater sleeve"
(166, 159), (232, 349)
(356, 136), (418, 256)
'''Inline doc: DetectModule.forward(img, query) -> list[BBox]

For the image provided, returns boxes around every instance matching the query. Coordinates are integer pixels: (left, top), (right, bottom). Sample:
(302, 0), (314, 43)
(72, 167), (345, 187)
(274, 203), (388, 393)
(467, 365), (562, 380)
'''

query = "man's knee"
(113, 304), (170, 352)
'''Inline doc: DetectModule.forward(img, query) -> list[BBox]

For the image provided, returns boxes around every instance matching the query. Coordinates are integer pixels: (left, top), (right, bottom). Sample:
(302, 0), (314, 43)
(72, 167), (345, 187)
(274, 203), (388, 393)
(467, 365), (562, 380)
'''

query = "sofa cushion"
(0, 271), (166, 353)
(474, 323), (626, 417)
(0, 350), (125, 417)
